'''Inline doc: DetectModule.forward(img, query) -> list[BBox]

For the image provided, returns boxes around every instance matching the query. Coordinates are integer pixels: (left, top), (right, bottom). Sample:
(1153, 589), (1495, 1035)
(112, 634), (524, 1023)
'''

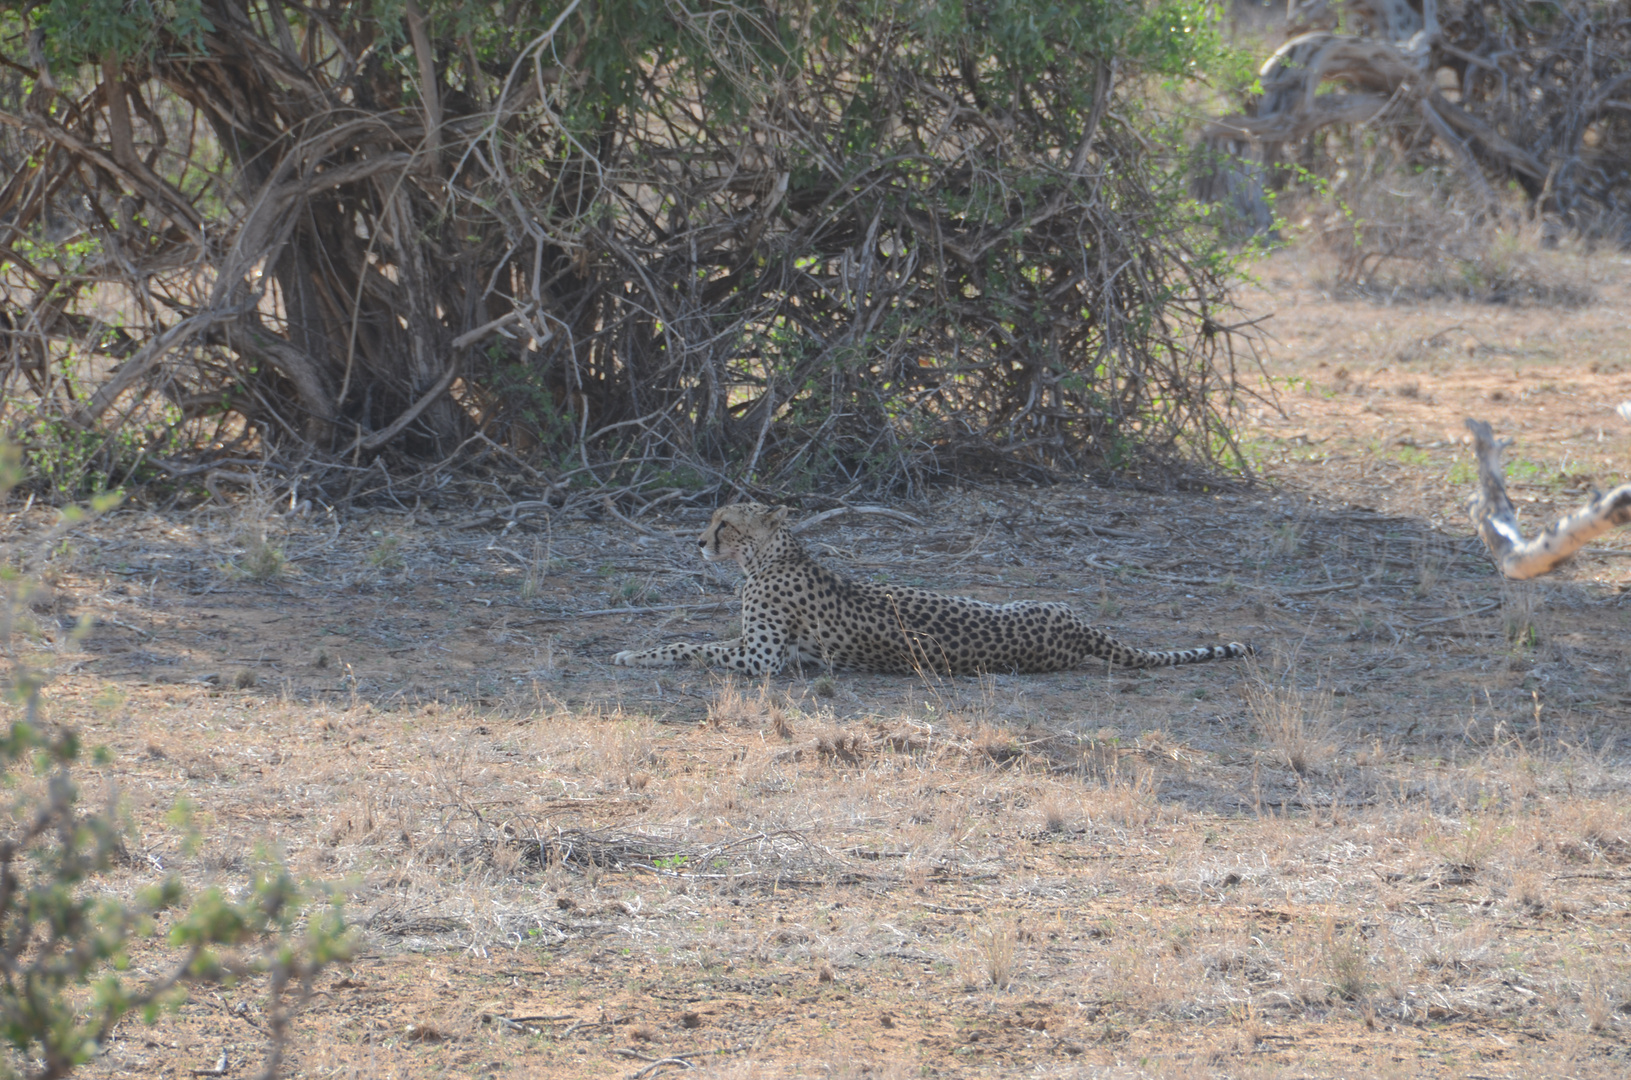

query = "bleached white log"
(1465, 417), (1631, 580)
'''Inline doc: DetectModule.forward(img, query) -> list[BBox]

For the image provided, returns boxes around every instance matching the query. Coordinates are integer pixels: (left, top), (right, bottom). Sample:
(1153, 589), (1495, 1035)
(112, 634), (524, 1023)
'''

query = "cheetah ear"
(768, 506), (790, 527)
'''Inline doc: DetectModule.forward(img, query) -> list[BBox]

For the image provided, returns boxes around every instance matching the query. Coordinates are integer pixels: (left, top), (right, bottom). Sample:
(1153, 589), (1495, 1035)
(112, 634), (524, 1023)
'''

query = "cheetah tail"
(1137, 642), (1255, 668)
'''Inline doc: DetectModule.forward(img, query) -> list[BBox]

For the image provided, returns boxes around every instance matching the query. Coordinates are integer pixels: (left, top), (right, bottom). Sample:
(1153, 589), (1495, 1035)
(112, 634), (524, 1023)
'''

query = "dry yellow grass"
(8, 655), (1624, 1078)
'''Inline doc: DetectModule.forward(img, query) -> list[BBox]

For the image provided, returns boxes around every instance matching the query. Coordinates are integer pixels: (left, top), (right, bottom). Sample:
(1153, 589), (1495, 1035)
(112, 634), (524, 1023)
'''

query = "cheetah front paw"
(614, 649), (676, 668)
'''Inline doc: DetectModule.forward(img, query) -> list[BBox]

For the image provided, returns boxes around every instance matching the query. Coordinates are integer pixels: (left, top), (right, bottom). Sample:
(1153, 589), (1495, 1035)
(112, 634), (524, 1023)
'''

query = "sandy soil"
(3, 245), (1630, 1080)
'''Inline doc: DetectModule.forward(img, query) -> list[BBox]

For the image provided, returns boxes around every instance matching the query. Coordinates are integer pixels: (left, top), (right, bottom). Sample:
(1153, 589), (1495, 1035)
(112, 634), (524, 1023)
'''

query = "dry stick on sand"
(1465, 415), (1631, 579)
(790, 505), (926, 533)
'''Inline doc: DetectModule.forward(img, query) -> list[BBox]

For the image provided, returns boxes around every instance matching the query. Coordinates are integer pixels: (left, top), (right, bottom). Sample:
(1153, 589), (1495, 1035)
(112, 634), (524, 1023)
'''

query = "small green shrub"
(3, 395), (186, 504)
(237, 541), (288, 581)
(365, 534), (404, 572)
(0, 444), (348, 1078)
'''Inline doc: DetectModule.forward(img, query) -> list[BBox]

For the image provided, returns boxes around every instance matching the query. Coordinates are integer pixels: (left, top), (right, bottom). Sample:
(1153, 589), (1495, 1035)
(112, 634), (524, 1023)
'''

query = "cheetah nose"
(697, 538), (706, 549)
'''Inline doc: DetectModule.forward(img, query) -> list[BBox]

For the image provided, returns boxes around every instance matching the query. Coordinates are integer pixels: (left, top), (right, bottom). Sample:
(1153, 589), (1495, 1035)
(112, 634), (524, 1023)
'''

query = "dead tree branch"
(1465, 418), (1631, 579)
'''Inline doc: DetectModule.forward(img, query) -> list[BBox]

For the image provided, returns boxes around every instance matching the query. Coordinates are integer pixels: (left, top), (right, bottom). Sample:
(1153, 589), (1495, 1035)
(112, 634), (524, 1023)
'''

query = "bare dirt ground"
(4, 244), (1630, 1079)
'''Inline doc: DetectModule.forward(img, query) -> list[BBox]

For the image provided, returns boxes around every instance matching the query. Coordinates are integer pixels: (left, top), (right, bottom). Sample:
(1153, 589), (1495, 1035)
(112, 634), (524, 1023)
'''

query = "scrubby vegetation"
(0, 449), (347, 1079)
(1, 0), (1258, 504)
(1202, 0), (1631, 249)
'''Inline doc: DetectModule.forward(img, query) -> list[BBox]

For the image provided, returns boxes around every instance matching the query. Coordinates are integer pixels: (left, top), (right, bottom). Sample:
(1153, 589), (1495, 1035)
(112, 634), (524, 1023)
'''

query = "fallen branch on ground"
(1465, 417), (1631, 580)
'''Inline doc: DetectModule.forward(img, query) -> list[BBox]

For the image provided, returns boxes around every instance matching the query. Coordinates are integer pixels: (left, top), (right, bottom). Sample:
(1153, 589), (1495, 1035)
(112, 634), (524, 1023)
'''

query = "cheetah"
(612, 503), (1253, 677)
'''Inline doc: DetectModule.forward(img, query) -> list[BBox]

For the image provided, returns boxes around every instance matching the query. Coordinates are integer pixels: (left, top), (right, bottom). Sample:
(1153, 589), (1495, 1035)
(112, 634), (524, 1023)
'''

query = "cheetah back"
(765, 567), (1138, 675)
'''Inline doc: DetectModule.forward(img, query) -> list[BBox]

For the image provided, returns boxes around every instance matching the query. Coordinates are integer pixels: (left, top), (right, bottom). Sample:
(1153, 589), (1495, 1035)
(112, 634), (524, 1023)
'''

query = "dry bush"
(1, 0), (1255, 504)
(1203, 0), (1631, 255)
(1303, 171), (1597, 304)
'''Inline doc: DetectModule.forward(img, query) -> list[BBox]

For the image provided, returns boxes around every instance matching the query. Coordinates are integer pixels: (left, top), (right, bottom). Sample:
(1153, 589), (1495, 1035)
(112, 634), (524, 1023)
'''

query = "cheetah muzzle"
(612, 503), (1254, 677)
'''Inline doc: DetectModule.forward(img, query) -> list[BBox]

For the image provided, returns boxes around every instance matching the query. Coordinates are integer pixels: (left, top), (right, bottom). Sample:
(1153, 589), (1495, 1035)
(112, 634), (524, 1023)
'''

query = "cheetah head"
(699, 503), (790, 568)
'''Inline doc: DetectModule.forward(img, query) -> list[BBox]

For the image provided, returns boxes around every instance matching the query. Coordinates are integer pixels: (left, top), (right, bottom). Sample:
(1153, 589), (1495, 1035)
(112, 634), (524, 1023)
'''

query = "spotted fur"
(612, 504), (1254, 677)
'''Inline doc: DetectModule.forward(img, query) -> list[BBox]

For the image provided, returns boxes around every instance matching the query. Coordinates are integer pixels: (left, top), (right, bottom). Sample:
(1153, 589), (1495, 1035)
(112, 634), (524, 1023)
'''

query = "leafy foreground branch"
(0, 450), (348, 1078)
(1, 0), (1258, 502)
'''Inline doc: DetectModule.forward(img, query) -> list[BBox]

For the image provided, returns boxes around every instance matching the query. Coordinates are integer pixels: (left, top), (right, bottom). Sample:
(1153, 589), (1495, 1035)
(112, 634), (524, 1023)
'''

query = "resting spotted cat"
(612, 504), (1253, 676)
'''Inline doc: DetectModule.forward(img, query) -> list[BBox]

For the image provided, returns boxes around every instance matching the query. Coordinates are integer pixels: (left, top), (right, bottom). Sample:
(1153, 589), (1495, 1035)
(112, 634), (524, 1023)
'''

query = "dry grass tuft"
(237, 537), (288, 581)
(1508, 868), (1546, 911)
(1427, 809), (1509, 878)
(1247, 679), (1335, 775)
(707, 676), (796, 734)
(1039, 796), (1070, 833)
(1319, 918), (1372, 1002)
(812, 728), (867, 764)
(1501, 582), (1541, 648)
(1412, 539), (1451, 599)
(231, 494), (289, 581)
(1268, 519), (1304, 559)
(520, 538), (548, 601)
(972, 726), (1023, 768)
(1582, 970), (1623, 1034)
(1089, 765), (1160, 828)
(963, 917), (1018, 991)
(706, 676), (751, 728)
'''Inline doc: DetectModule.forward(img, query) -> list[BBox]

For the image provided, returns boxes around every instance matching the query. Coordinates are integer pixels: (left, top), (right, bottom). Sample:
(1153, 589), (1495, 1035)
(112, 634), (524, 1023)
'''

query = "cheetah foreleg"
(613, 643), (711, 668)
(613, 639), (791, 676)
